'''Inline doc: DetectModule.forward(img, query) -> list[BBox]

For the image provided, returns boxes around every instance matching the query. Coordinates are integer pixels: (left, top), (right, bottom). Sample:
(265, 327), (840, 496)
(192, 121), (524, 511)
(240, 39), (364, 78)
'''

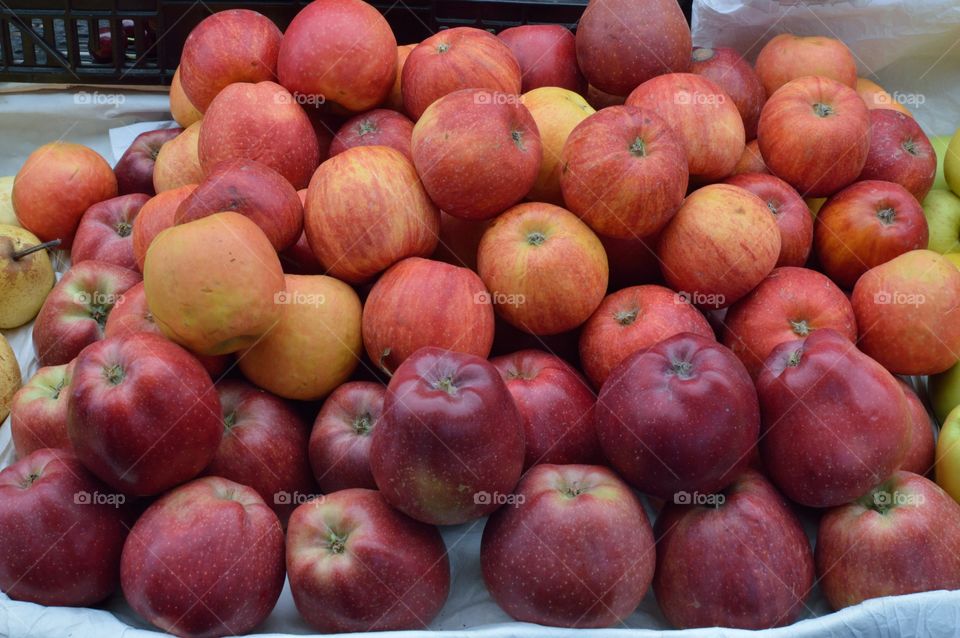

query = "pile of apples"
(3, 0), (960, 634)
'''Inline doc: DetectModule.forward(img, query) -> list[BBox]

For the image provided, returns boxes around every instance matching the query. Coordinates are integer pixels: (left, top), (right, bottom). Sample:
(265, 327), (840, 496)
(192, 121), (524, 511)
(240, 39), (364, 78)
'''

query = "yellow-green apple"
(859, 109), (936, 201)
(600, 233), (663, 290)
(852, 249), (960, 374)
(491, 350), (600, 468)
(575, 0), (690, 96)
(144, 211), (285, 355)
(152, 121), (202, 193)
(238, 274), (362, 400)
(0, 449), (128, 606)
(13, 142), (117, 248)
(722, 267), (857, 379)
(932, 134), (953, 190)
(754, 35), (857, 96)
(309, 381), (384, 492)
(658, 183), (781, 308)
(402, 27), (520, 119)
(498, 25), (585, 93)
(169, 67), (201, 127)
(477, 202), (607, 335)
(936, 405), (960, 501)
(690, 46), (766, 139)
(924, 188), (960, 254)
(431, 212), (489, 271)
(179, 9), (281, 112)
(371, 347), (525, 525)
(67, 333), (221, 496)
(304, 145), (438, 283)
(758, 76), (871, 197)
(411, 88), (541, 220)
(0, 176), (17, 226)
(899, 380), (935, 475)
(10, 362), (74, 457)
(931, 362), (960, 425)
(481, 464), (655, 627)
(384, 44), (416, 112)
(287, 488), (449, 632)
(279, 0), (396, 112)
(199, 81), (319, 189)
(732, 139), (768, 175)
(132, 184), (196, 271)
(654, 470), (814, 629)
(816, 471), (960, 609)
(121, 477), (284, 636)
(0, 224), (56, 328)
(856, 77), (911, 115)
(814, 180), (928, 289)
(114, 128), (181, 196)
(32, 260), (141, 366)
(758, 329), (911, 507)
(559, 105), (688, 238)
(329, 108), (414, 160)
(0, 334), (18, 423)
(579, 284), (714, 389)
(946, 128), (960, 195)
(72, 193), (149, 270)
(725, 173), (813, 267)
(596, 333), (759, 499)
(362, 258), (494, 374)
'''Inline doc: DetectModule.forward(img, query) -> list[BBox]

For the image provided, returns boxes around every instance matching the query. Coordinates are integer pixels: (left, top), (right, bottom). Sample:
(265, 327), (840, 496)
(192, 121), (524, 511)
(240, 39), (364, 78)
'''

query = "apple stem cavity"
(767, 200), (780, 216)
(326, 531), (349, 554)
(790, 319), (811, 336)
(12, 238), (61, 261)
(560, 481), (586, 498)
(526, 231), (546, 246)
(787, 348), (804, 367)
(20, 471), (41, 489)
(352, 413), (373, 435)
(629, 137), (647, 157)
(670, 360), (694, 379)
(511, 129), (526, 152)
(115, 221), (133, 238)
(877, 207), (896, 226)
(433, 375), (458, 396)
(103, 364), (125, 386)
(223, 411), (237, 432)
(812, 103), (835, 118)
(436, 42), (450, 54)
(357, 120), (377, 137)
(901, 139), (919, 156)
(615, 307), (639, 326)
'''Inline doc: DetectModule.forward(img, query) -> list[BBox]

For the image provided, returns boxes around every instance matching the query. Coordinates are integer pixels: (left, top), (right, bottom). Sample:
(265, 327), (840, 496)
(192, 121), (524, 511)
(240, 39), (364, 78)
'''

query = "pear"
(945, 129), (960, 197)
(0, 333), (20, 422)
(0, 176), (16, 227)
(0, 225), (58, 329)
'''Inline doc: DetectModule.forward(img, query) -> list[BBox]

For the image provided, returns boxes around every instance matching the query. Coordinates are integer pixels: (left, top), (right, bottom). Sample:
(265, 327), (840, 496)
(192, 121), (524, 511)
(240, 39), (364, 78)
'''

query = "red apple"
(287, 488), (449, 632)
(596, 333), (759, 499)
(732, 139), (769, 175)
(858, 109), (937, 201)
(121, 476), (284, 636)
(71, 193), (149, 270)
(481, 464), (655, 627)
(497, 25), (585, 93)
(308, 381), (384, 492)
(114, 128), (181, 196)
(899, 380), (935, 475)
(755, 34), (857, 96)
(431, 211), (489, 271)
(370, 347), (525, 525)
(329, 108), (414, 160)
(599, 233), (663, 289)
(724, 172), (813, 267)
(10, 362), (74, 457)
(132, 184), (196, 271)
(586, 83), (626, 109)
(559, 105), (688, 239)
(690, 47), (766, 139)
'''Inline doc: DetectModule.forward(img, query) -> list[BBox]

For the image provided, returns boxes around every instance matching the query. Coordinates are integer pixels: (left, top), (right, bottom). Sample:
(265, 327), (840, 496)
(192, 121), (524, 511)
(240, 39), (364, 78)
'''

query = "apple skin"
(722, 267), (857, 379)
(758, 76), (871, 197)
(72, 193), (149, 270)
(859, 109), (937, 202)
(308, 381), (384, 492)
(724, 173), (812, 267)
(121, 476), (285, 637)
(362, 257), (495, 374)
(13, 142), (118, 248)
(560, 105), (688, 239)
(0, 224), (57, 329)
(498, 25), (585, 94)
(402, 27), (521, 120)
(654, 469), (813, 629)
(0, 448), (129, 606)
(899, 380), (935, 475)
(757, 329), (911, 508)
(383, 44), (416, 112)
(370, 347), (525, 525)
(431, 211), (489, 271)
(305, 145), (439, 284)
(931, 361), (960, 426)
(816, 471), (960, 610)
(732, 139), (768, 175)
(114, 128), (182, 196)
(152, 121), (203, 193)
(754, 34), (857, 96)
(411, 88), (541, 221)
(690, 47), (766, 139)
(10, 362), (74, 457)
(175, 158), (303, 252)
(923, 188), (960, 255)
(286, 488), (449, 632)
(626, 73), (745, 181)
(179, 9), (280, 112)
(170, 67), (202, 128)
(596, 333), (759, 500)
(579, 284), (715, 389)
(481, 464), (655, 628)
(575, 0), (691, 97)
(199, 81), (320, 190)
(329, 109), (414, 160)
(32, 260), (142, 366)
(852, 250), (960, 375)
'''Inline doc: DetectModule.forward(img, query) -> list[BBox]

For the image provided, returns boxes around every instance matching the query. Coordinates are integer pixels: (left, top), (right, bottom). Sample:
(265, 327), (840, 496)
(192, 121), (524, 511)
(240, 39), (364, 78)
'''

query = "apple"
(13, 142), (118, 248)
(481, 464), (655, 627)
(754, 34), (857, 96)
(852, 250), (960, 375)
(856, 77), (912, 116)
(402, 27), (521, 120)
(238, 274), (362, 400)
(121, 476), (284, 636)
(899, 380), (935, 475)
(328, 109), (414, 160)
(114, 128), (181, 196)
(280, 191), (324, 275)
(152, 121), (202, 193)
(362, 257), (495, 374)
(579, 284), (714, 389)
(575, 0), (691, 96)
(586, 83), (625, 109)
(411, 88), (540, 220)
(131, 184), (195, 271)
(431, 212), (489, 271)
(304, 145), (439, 283)
(599, 233), (663, 290)
(370, 347), (525, 525)
(722, 267), (857, 379)
(72, 193), (149, 270)
(757, 76), (871, 197)
(169, 67), (202, 128)
(32, 260), (141, 366)
(724, 173), (812, 267)
(924, 188), (960, 254)
(89, 22), (126, 62)
(814, 180), (928, 289)
(757, 329), (911, 508)
(937, 405), (960, 502)
(690, 47), (766, 139)
(287, 488), (449, 632)
(0, 448), (128, 606)
(179, 9), (281, 112)
(199, 81), (320, 189)
(560, 105), (688, 238)
(0, 224), (57, 328)
(176, 158), (303, 251)
(732, 139), (768, 175)
(931, 360), (960, 426)
(10, 362), (74, 457)
(498, 25), (585, 93)
(0, 334), (19, 425)
(308, 381), (384, 492)
(946, 128), (960, 196)
(858, 109), (936, 202)
(816, 471), (960, 609)
(383, 44), (416, 112)
(658, 183), (781, 309)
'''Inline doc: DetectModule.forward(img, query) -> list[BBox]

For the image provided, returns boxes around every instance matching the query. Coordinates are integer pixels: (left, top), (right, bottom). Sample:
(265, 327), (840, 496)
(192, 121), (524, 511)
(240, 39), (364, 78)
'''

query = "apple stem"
(12, 238), (61, 261)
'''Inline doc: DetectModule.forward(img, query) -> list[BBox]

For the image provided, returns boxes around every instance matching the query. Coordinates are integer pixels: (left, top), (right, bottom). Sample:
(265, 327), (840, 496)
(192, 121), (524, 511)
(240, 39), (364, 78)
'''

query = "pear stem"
(12, 239), (61, 261)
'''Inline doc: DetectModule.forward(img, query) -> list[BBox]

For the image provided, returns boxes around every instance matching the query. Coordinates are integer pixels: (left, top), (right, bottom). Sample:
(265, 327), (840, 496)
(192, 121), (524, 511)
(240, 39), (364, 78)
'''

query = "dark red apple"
(329, 108), (414, 161)
(724, 172), (813, 267)
(690, 47), (766, 139)
(497, 25), (585, 93)
(71, 193), (149, 270)
(308, 381), (384, 492)
(114, 128), (182, 196)
(10, 362), (74, 457)
(899, 380), (935, 475)
(858, 108), (937, 201)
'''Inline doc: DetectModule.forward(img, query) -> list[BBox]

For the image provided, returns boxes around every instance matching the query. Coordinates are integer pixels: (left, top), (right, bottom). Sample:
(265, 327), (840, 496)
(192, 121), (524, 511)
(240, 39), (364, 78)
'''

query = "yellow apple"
(946, 128), (960, 197)
(0, 332), (20, 422)
(0, 224), (57, 328)
(936, 404), (960, 504)
(854, 77), (911, 116)
(922, 189), (960, 254)
(0, 176), (17, 227)
(932, 134), (952, 191)
(931, 361), (960, 426)
(153, 121), (202, 193)
(169, 67), (202, 128)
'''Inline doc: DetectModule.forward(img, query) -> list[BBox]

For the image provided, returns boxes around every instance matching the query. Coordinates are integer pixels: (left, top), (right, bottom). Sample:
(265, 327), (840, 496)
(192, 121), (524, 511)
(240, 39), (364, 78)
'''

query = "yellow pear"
(0, 224), (57, 328)
(0, 176), (17, 227)
(0, 333), (20, 422)
(945, 128), (960, 197)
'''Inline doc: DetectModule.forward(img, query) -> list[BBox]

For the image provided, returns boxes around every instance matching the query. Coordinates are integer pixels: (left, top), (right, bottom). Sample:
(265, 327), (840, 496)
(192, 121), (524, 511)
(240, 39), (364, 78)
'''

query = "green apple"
(946, 129), (960, 197)
(0, 333), (20, 422)
(932, 361), (960, 426)
(932, 135), (952, 191)
(946, 253), (960, 270)
(923, 189), (960, 254)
